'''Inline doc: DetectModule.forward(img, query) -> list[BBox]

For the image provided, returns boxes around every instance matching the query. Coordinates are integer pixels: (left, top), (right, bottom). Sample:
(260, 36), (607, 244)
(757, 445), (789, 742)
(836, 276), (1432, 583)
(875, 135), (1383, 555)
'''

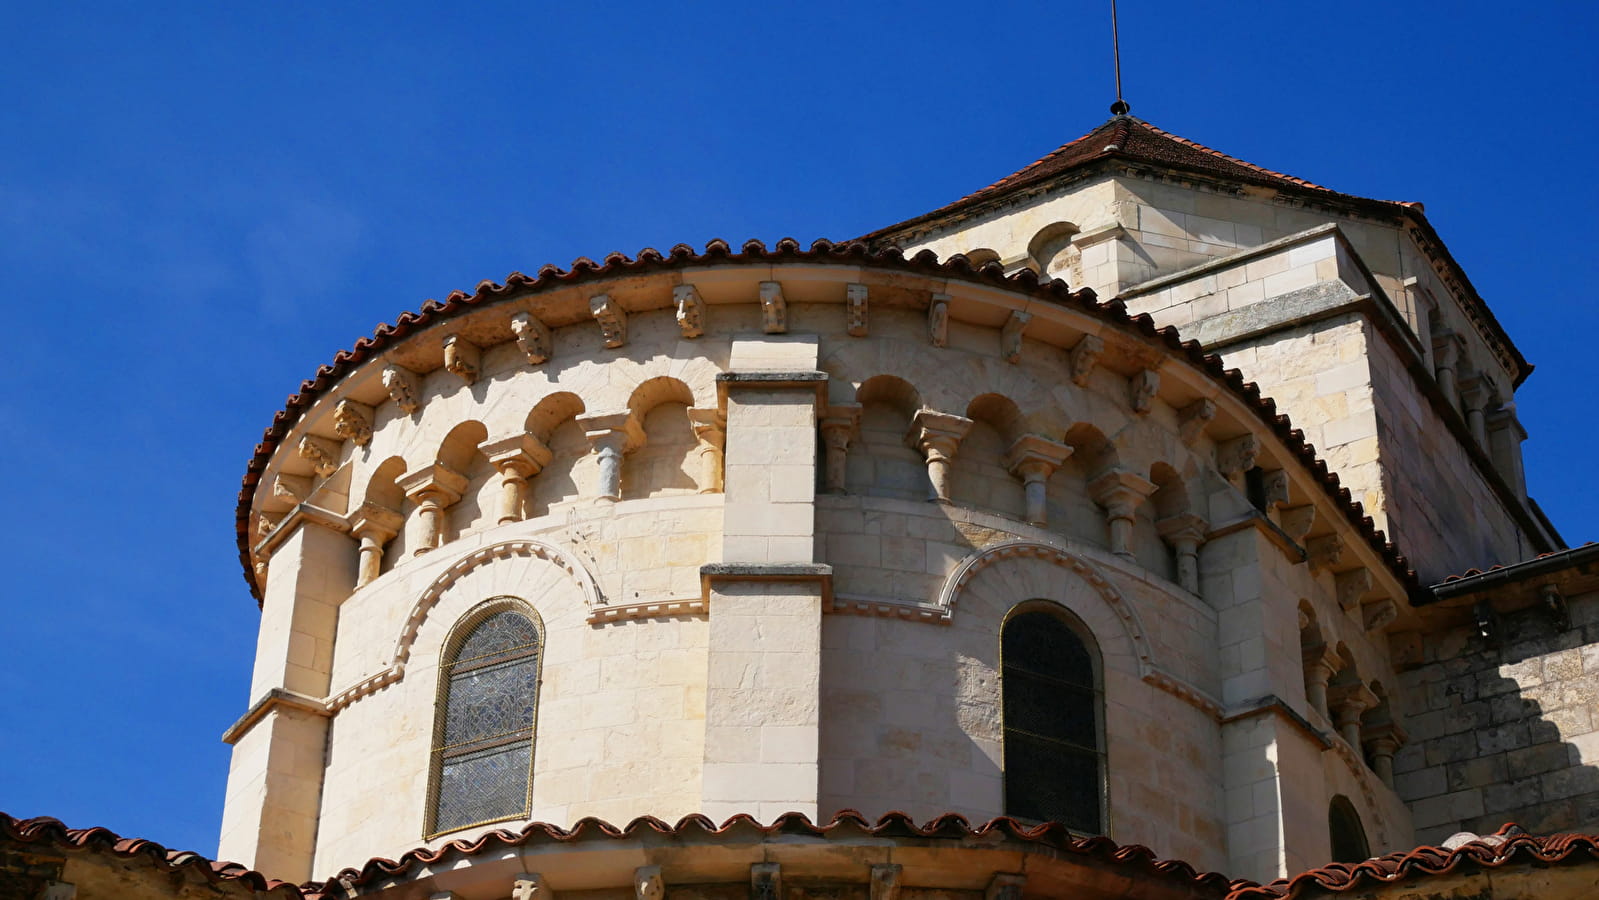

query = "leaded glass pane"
(1002, 611), (1093, 686)
(1003, 731), (1101, 832)
(442, 654), (539, 748)
(454, 610), (540, 665)
(1002, 607), (1103, 834)
(1001, 672), (1096, 750)
(434, 742), (533, 833)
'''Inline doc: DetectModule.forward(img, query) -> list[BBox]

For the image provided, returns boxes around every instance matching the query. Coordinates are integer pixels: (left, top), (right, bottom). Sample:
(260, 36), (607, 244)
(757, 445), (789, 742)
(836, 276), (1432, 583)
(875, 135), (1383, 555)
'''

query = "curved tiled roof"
(0, 811), (302, 897)
(237, 238), (1420, 604)
(1223, 825), (1599, 899)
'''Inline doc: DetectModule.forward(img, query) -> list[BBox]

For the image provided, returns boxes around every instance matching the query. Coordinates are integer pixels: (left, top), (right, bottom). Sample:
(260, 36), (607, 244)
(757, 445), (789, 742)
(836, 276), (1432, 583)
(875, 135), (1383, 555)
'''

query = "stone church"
(7, 112), (1599, 899)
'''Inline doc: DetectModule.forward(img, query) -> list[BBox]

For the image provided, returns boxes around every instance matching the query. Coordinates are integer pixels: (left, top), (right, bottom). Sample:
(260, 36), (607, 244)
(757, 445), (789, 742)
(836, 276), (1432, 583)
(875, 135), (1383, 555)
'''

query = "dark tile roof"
(236, 239), (1420, 605)
(1223, 825), (1599, 899)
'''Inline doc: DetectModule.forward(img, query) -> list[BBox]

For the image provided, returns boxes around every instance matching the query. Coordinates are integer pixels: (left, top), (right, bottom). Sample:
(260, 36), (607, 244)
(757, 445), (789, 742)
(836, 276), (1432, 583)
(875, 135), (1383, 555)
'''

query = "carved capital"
(1329, 681), (1378, 728)
(333, 399), (374, 446)
(1178, 398), (1216, 445)
(1281, 504), (1316, 541)
(1261, 468), (1291, 509)
(928, 292), (950, 347)
(510, 311), (553, 364)
(442, 333), (480, 384)
(577, 410), (646, 453)
(820, 404), (862, 447)
(1217, 433), (1259, 479)
(1335, 567), (1374, 612)
(479, 433), (553, 478)
(1460, 375), (1493, 412)
(1307, 534), (1344, 572)
(397, 463), (469, 508)
(846, 282), (869, 336)
(298, 434), (342, 477)
(1157, 512), (1209, 548)
(1070, 334), (1105, 386)
(1302, 642), (1340, 685)
(1088, 468), (1157, 520)
(348, 501), (404, 544)
(760, 281), (787, 334)
(1001, 309), (1031, 363)
(381, 364), (422, 414)
(906, 409), (974, 461)
(1129, 368), (1159, 415)
(674, 285), (706, 338)
(1431, 330), (1463, 370)
(1004, 434), (1074, 483)
(590, 293), (628, 348)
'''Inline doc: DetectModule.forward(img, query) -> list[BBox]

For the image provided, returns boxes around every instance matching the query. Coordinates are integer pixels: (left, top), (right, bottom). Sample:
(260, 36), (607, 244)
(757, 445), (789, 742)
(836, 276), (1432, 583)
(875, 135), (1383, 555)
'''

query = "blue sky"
(1, 1), (1595, 862)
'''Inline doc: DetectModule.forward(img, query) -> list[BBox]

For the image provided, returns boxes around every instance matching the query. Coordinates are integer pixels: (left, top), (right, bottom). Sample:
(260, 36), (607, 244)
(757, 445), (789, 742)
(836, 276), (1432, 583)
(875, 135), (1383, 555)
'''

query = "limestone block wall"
(1394, 591), (1599, 844)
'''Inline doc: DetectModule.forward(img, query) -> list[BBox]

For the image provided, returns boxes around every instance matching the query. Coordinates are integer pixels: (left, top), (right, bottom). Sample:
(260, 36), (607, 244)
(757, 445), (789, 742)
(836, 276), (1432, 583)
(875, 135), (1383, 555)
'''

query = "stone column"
(576, 410), (645, 502)
(1461, 378), (1491, 447)
(906, 409), (973, 503)
(397, 464), (469, 554)
(220, 508), (354, 883)
(479, 433), (553, 524)
(1087, 469), (1157, 559)
(818, 404), (862, 494)
(688, 408), (727, 494)
(348, 501), (403, 587)
(1431, 331), (1462, 409)
(1301, 644), (1339, 720)
(1328, 681), (1377, 750)
(1002, 435), (1074, 525)
(1157, 513), (1209, 593)
(1363, 723), (1406, 788)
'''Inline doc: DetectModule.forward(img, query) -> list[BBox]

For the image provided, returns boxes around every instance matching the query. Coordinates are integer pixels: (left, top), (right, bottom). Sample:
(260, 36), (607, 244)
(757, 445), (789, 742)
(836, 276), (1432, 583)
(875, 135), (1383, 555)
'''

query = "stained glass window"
(428, 606), (541, 836)
(1001, 606), (1104, 833)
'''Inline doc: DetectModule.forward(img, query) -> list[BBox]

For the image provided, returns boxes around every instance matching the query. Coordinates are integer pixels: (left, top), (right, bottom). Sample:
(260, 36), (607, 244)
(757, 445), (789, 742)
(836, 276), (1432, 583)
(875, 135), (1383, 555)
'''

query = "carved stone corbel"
(986, 874), (1025, 900)
(397, 464), (469, 554)
(510, 311), (553, 364)
(674, 285), (706, 338)
(928, 292), (950, 347)
(298, 435), (342, 477)
(819, 404), (863, 494)
(1000, 310), (1031, 363)
(1157, 513), (1209, 593)
(333, 399), (374, 446)
(751, 863), (781, 900)
(273, 474), (312, 505)
(1307, 534), (1344, 573)
(443, 333), (480, 384)
(511, 873), (545, 900)
(906, 409), (974, 503)
(256, 512), (283, 538)
(636, 866), (664, 900)
(1004, 435), (1074, 525)
(382, 364), (422, 414)
(688, 408), (727, 493)
(1070, 334), (1104, 386)
(1335, 567), (1374, 612)
(1261, 468), (1291, 510)
(1217, 434), (1259, 481)
(1129, 368), (1159, 415)
(1178, 398), (1215, 445)
(1088, 468), (1157, 559)
(760, 281), (787, 334)
(870, 864), (902, 900)
(590, 293), (628, 348)
(1363, 596), (1398, 633)
(1281, 505), (1316, 542)
(1541, 584), (1570, 631)
(348, 501), (404, 587)
(846, 283), (869, 336)
(576, 410), (646, 501)
(479, 433), (554, 524)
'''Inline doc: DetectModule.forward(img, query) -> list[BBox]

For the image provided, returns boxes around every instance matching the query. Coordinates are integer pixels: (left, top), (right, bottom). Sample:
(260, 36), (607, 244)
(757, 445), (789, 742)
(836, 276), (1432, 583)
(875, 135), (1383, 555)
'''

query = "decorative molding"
(1142, 665), (1223, 718)
(590, 293), (627, 348)
(1069, 333), (1104, 385)
(589, 597), (707, 624)
(442, 333), (480, 384)
(333, 399), (374, 446)
(846, 283), (869, 336)
(382, 364), (422, 414)
(759, 282), (787, 333)
(510, 311), (553, 364)
(830, 592), (950, 623)
(674, 285), (705, 338)
(927, 292), (949, 347)
(273, 473), (311, 504)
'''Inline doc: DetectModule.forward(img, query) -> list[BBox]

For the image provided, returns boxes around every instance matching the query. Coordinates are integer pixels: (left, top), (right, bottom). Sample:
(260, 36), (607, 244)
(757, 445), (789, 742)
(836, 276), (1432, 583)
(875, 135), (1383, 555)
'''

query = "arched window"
(1328, 795), (1370, 863)
(1001, 603), (1105, 833)
(426, 602), (542, 837)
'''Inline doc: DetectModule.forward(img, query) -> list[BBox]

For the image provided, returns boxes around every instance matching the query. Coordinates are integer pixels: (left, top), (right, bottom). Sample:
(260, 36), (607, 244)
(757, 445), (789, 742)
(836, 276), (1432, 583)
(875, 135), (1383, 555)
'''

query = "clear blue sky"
(1, 0), (1594, 862)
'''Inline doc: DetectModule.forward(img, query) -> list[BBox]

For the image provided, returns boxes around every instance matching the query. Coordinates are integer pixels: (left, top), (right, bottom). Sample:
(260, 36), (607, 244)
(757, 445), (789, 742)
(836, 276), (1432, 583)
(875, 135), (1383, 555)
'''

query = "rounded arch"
(358, 455), (408, 511)
(856, 374), (922, 414)
(435, 420), (488, 473)
(1027, 221), (1082, 281)
(526, 392), (586, 441)
(1328, 794), (1371, 863)
(1065, 422), (1120, 477)
(391, 538), (604, 668)
(964, 248), (1001, 269)
(966, 393), (1027, 445)
(626, 375), (695, 418)
(939, 540), (1154, 676)
(1149, 462), (1191, 520)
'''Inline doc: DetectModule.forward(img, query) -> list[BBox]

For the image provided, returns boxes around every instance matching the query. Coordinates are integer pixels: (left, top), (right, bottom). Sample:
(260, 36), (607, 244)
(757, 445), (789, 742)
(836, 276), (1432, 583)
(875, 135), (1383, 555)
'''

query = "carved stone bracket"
(674, 285), (706, 338)
(348, 501), (404, 587)
(1261, 468), (1291, 510)
(298, 434), (342, 477)
(636, 866), (664, 900)
(577, 410), (646, 501)
(928, 292), (950, 347)
(1088, 468), (1157, 559)
(511, 873), (545, 900)
(1363, 596), (1398, 633)
(1178, 398), (1215, 445)
(382, 364), (422, 414)
(397, 464), (469, 554)
(590, 293), (628, 348)
(1307, 534), (1344, 573)
(1157, 512), (1208, 593)
(1003, 435), (1074, 525)
(760, 281), (787, 334)
(986, 873), (1025, 900)
(1217, 433), (1259, 481)
(1281, 504), (1316, 541)
(846, 282), (869, 336)
(1070, 334), (1104, 385)
(479, 433), (554, 524)
(819, 403), (863, 494)
(1001, 310), (1031, 363)
(1541, 584), (1571, 632)
(688, 407), (727, 493)
(510, 311), (553, 364)
(870, 864), (901, 900)
(906, 409), (973, 503)
(333, 399), (374, 446)
(1129, 368), (1159, 415)
(273, 473), (311, 505)
(443, 333), (480, 384)
(751, 863), (781, 900)
(1335, 567), (1374, 612)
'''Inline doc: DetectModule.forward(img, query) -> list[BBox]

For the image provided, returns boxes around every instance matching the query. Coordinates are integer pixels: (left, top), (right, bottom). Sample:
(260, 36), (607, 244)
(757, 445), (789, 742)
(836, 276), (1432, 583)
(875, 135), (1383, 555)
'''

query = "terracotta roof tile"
(1436, 542), (1597, 584)
(236, 239), (1420, 605)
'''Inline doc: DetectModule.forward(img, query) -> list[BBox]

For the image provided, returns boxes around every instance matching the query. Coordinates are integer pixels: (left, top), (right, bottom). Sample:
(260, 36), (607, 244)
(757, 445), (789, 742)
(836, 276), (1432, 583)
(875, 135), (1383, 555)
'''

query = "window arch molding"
(1000, 599), (1108, 834)
(424, 595), (545, 839)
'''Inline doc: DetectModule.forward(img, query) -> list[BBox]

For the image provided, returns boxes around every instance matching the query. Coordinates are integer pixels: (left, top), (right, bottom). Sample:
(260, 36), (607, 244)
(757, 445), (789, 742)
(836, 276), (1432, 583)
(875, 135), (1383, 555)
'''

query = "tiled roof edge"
(235, 238), (1422, 605)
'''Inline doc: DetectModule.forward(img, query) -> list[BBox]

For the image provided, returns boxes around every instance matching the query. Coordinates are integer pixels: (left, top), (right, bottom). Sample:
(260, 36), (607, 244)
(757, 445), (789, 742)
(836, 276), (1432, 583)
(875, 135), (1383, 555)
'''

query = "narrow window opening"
(1328, 795), (1370, 863)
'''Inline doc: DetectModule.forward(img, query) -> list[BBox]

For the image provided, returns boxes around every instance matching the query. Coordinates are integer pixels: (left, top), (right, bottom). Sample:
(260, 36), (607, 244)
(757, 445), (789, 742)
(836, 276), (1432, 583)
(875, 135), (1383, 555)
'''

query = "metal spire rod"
(1110, 0), (1130, 115)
